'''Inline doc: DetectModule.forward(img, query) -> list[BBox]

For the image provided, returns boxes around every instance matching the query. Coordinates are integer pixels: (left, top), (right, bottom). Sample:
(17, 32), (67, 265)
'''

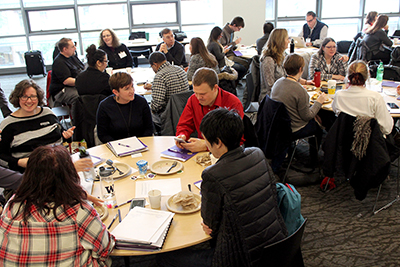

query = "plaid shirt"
(308, 52), (347, 81)
(151, 62), (189, 114)
(0, 200), (115, 267)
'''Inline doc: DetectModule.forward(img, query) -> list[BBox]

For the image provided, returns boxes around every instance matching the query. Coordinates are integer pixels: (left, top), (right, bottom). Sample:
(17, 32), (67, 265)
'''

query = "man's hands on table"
(175, 135), (207, 152)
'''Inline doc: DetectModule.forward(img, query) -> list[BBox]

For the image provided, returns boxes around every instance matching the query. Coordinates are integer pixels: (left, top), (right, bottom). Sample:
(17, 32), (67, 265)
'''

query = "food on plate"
(172, 191), (199, 210)
(311, 93), (319, 100)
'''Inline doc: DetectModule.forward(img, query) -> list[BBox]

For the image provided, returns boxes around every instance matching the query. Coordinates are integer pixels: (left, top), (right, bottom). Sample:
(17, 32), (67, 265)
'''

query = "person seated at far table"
(271, 53), (327, 168)
(309, 37), (348, 81)
(96, 72), (153, 143)
(260, 28), (314, 102)
(99, 28), (133, 69)
(76, 44), (112, 96)
(332, 60), (393, 135)
(298, 11), (328, 47)
(0, 79), (76, 173)
(156, 28), (187, 67)
(0, 145), (115, 266)
(175, 67), (244, 152)
(157, 108), (287, 267)
(187, 37), (219, 81)
(364, 15), (393, 64)
(144, 51), (189, 127)
(256, 22), (274, 55)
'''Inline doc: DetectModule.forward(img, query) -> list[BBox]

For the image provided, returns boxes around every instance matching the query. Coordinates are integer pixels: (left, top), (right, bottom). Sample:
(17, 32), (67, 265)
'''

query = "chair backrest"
(242, 114), (259, 148)
(255, 95), (291, 159)
(244, 73), (254, 111)
(129, 31), (146, 40)
(337, 41), (352, 54)
(258, 218), (307, 267)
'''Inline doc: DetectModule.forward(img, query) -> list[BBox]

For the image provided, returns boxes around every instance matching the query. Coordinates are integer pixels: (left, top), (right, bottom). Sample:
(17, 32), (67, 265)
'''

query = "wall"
(222, 0), (266, 46)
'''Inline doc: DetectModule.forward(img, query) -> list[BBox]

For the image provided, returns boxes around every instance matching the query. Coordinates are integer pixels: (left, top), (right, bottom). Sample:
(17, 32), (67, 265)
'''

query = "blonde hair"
(261, 28), (288, 65)
(347, 60), (369, 86)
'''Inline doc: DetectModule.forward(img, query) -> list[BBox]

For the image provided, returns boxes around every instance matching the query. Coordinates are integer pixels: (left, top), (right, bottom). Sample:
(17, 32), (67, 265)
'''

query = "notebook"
(106, 136), (148, 157)
(112, 207), (174, 251)
(160, 145), (197, 162)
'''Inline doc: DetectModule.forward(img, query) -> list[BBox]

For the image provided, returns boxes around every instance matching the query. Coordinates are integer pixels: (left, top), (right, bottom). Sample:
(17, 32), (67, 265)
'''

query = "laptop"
(290, 36), (306, 48)
(390, 30), (400, 39)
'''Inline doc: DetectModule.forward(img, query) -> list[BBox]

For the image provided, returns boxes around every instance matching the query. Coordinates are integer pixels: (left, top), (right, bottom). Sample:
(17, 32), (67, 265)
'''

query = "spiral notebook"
(106, 137), (148, 157)
(160, 145), (197, 162)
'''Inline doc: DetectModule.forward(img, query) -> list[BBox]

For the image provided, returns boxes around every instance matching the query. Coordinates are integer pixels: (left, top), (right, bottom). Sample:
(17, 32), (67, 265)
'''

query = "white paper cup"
(126, 67), (132, 74)
(148, 189), (161, 209)
(106, 67), (113, 76)
(327, 80), (336, 95)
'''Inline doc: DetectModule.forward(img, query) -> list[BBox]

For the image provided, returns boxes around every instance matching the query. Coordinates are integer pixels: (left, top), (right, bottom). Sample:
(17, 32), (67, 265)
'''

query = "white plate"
(95, 162), (132, 180)
(150, 160), (183, 175)
(94, 205), (109, 221)
(166, 192), (201, 214)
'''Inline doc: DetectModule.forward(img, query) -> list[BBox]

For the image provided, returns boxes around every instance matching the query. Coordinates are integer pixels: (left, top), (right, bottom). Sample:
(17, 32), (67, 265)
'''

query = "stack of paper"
(106, 136), (148, 157)
(112, 207), (174, 251)
(160, 145), (197, 162)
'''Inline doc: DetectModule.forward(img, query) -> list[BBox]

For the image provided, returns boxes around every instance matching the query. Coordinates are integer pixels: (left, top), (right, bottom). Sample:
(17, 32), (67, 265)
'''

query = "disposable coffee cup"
(327, 80), (336, 95)
(106, 67), (113, 76)
(136, 160), (148, 177)
(126, 67), (132, 74)
(148, 189), (161, 209)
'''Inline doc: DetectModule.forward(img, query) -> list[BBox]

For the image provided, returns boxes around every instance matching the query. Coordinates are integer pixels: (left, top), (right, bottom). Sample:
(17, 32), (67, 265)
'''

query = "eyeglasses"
(102, 59), (109, 63)
(20, 95), (38, 101)
(306, 18), (315, 23)
(102, 34), (111, 38)
(325, 46), (337, 49)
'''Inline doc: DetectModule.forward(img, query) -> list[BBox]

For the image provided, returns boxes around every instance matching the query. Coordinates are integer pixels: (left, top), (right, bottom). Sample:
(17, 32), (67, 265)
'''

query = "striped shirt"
(150, 62), (189, 114)
(0, 107), (63, 171)
(0, 200), (115, 266)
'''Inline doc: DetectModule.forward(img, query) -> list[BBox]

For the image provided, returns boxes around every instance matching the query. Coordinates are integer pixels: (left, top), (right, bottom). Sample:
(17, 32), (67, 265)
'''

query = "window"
(0, 37), (27, 69)
(23, 0), (73, 7)
(79, 4), (128, 31)
(277, 0), (315, 18)
(322, 0), (361, 18)
(0, 10), (25, 36)
(365, 0), (400, 14)
(182, 24), (215, 41)
(323, 19), (359, 41)
(277, 21), (305, 37)
(132, 3), (177, 25)
(181, 0), (218, 25)
(265, 0), (274, 20)
(27, 9), (76, 32)
(0, 0), (20, 9)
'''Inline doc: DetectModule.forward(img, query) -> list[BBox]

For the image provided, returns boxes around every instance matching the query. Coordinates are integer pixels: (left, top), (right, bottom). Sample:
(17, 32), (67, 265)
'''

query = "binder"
(106, 136), (148, 157)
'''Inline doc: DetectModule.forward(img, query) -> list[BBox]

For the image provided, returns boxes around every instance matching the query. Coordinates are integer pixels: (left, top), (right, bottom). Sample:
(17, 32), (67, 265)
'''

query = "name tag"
(40, 121), (50, 126)
(119, 51), (127, 59)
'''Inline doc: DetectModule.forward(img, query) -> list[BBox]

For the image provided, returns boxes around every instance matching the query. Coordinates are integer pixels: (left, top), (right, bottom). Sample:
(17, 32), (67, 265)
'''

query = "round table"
(88, 136), (211, 256)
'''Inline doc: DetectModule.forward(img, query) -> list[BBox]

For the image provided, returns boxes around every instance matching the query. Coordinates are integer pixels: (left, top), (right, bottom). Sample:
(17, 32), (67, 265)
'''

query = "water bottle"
(79, 146), (95, 182)
(314, 68), (321, 88)
(290, 39), (295, 53)
(99, 166), (116, 207)
(376, 62), (384, 82)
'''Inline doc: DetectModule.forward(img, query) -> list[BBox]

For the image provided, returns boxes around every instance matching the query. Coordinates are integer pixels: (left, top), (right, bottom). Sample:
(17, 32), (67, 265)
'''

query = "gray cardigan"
(187, 54), (219, 81)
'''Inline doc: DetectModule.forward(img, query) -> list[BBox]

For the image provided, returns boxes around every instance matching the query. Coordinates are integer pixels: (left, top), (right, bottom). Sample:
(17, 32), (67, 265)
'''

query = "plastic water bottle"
(290, 39), (295, 53)
(376, 62), (384, 82)
(99, 166), (116, 207)
(79, 146), (95, 182)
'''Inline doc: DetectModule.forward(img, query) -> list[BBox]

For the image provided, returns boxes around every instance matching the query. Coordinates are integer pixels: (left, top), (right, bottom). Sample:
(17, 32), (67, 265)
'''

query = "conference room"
(1, 0), (400, 266)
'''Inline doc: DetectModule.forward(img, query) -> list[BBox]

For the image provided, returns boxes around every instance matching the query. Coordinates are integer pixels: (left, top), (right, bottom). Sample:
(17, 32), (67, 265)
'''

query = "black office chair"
(129, 49), (151, 67)
(258, 218), (307, 267)
(243, 73), (259, 113)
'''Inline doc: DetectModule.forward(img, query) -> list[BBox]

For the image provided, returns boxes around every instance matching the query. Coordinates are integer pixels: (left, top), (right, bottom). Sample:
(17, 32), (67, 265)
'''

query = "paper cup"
(106, 67), (113, 76)
(327, 80), (336, 95)
(126, 67), (132, 74)
(148, 189), (161, 209)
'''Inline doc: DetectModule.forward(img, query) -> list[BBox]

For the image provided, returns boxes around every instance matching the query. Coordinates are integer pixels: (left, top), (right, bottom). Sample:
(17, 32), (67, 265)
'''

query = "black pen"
(107, 213), (119, 229)
(118, 209), (122, 223)
(114, 199), (133, 208)
(188, 183), (191, 192)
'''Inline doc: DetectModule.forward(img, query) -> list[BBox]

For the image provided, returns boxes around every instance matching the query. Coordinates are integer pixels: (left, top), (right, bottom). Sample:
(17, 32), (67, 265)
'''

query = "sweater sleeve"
(150, 74), (166, 114)
(96, 99), (114, 143)
(176, 97), (196, 140)
(122, 44), (133, 68)
(140, 96), (154, 136)
(297, 89), (322, 122)
(379, 30), (393, 47)
(187, 55), (202, 81)
(374, 94), (394, 135)
(208, 42), (225, 64)
(0, 125), (21, 171)
(308, 54), (319, 80)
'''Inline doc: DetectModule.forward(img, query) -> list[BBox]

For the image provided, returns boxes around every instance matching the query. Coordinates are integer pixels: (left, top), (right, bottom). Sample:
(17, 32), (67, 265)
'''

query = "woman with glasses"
(308, 37), (348, 81)
(76, 44), (112, 96)
(0, 79), (76, 172)
(99, 28), (133, 69)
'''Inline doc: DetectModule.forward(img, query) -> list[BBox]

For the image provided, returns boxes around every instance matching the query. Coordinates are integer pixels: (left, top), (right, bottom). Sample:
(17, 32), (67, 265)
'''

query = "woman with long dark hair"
(364, 15), (393, 64)
(0, 145), (115, 266)
(187, 37), (219, 81)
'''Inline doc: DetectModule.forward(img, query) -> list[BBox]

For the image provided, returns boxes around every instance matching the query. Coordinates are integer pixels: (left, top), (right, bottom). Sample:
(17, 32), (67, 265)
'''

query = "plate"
(166, 192), (201, 214)
(95, 162), (132, 181)
(150, 160), (183, 175)
(311, 98), (332, 104)
(94, 205), (108, 221)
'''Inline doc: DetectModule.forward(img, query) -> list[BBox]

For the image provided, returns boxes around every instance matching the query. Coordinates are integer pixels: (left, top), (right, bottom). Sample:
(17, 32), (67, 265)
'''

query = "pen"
(114, 199), (133, 208)
(117, 143), (130, 148)
(188, 184), (191, 192)
(168, 148), (183, 154)
(107, 213), (119, 229)
(118, 209), (121, 223)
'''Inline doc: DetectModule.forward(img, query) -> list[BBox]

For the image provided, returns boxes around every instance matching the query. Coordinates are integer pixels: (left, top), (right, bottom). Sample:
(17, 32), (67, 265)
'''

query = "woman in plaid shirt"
(308, 37), (349, 81)
(0, 145), (115, 266)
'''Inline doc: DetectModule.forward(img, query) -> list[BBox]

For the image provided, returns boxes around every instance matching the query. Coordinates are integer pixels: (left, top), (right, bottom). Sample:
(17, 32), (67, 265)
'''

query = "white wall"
(222, 0), (266, 46)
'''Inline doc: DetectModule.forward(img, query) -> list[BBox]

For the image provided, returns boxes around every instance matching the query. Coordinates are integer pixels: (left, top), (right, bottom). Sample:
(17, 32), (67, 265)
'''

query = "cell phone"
(227, 45), (233, 50)
(174, 137), (188, 143)
(387, 103), (400, 109)
(129, 198), (146, 209)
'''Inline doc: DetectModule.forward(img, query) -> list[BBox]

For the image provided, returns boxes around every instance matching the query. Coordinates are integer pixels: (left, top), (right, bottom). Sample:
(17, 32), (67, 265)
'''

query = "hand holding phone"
(174, 137), (188, 143)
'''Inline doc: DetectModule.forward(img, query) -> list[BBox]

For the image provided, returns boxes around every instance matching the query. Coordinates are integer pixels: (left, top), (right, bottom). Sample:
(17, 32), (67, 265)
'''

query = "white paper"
(135, 178), (182, 197)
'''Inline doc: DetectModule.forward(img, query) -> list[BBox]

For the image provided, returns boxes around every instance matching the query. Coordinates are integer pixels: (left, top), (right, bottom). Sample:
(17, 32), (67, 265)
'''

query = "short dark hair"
(306, 11), (316, 18)
(283, 53), (305, 76)
(109, 72), (133, 91)
(230, 16), (245, 28)
(149, 51), (166, 65)
(263, 22), (274, 34)
(200, 108), (243, 151)
(192, 67), (218, 89)
(9, 145), (87, 222)
(9, 79), (45, 108)
(160, 28), (172, 37)
(86, 44), (107, 68)
(57, 38), (72, 52)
